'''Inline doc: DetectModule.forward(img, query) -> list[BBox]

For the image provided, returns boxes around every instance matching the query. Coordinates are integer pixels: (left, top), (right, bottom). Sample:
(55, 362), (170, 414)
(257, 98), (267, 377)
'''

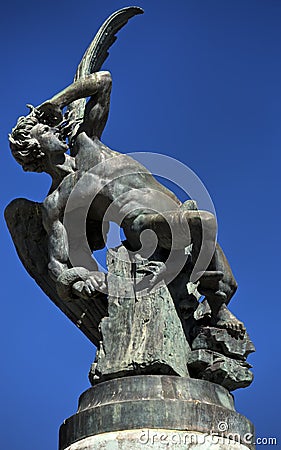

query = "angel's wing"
(5, 198), (107, 347)
(74, 6), (143, 79)
(67, 6), (143, 135)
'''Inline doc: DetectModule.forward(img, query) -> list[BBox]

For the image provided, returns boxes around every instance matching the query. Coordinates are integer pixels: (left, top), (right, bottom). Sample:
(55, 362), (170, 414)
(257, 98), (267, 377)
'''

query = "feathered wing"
(67, 6), (143, 133)
(74, 6), (143, 79)
(5, 198), (107, 347)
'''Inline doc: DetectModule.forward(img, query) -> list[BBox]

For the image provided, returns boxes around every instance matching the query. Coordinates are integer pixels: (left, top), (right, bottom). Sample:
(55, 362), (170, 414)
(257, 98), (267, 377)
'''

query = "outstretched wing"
(67, 6), (143, 133)
(74, 6), (144, 80)
(5, 198), (107, 347)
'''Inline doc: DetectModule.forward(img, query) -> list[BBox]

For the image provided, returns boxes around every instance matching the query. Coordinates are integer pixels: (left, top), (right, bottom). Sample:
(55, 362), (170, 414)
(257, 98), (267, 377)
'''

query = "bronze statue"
(5, 7), (254, 390)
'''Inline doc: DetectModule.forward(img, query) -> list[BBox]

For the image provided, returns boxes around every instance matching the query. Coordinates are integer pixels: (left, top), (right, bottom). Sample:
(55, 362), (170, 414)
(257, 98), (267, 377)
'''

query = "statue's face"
(30, 123), (68, 156)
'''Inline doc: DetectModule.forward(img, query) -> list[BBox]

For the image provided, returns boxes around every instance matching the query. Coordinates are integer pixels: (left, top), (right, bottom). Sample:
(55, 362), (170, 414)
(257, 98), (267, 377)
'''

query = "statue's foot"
(215, 304), (246, 338)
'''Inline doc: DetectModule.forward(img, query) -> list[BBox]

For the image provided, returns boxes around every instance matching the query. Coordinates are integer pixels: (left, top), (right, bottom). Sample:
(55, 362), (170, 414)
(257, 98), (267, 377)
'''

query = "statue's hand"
(72, 272), (107, 299)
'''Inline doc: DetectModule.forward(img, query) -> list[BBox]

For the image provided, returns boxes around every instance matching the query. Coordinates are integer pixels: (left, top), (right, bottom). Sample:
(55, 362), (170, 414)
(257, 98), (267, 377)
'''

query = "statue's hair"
(9, 109), (46, 171)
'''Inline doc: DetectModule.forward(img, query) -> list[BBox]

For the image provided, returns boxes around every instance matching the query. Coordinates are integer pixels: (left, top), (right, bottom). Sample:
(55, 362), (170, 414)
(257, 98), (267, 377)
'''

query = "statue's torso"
(44, 133), (181, 226)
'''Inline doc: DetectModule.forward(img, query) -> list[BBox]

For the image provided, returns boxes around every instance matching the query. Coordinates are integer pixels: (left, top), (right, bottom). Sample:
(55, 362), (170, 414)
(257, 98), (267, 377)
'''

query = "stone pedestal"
(59, 376), (255, 450)
(62, 431), (252, 450)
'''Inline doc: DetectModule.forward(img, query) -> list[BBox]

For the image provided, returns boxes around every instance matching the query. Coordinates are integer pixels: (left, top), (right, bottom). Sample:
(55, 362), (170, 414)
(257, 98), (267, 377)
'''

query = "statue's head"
(9, 105), (68, 172)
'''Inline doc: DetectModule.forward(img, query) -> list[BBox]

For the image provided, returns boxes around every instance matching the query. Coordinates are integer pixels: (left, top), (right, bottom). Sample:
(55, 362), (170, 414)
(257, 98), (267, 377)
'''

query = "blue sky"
(1, 0), (280, 448)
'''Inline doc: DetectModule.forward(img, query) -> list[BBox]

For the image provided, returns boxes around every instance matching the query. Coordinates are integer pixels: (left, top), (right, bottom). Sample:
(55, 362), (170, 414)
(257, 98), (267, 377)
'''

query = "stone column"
(59, 375), (255, 450)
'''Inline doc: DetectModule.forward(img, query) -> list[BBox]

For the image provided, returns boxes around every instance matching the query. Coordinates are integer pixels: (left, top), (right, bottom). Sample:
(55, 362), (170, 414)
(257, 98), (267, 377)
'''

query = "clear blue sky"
(1, 1), (280, 448)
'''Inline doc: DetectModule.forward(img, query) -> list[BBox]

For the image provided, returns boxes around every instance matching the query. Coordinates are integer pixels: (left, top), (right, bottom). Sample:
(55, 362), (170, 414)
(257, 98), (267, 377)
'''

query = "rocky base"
(188, 349), (253, 390)
(189, 325), (255, 390)
(59, 376), (255, 450)
(92, 246), (190, 383)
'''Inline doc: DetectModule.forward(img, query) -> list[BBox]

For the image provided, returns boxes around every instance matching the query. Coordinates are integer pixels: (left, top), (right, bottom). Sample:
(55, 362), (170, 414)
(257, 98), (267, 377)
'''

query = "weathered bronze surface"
(59, 376), (255, 450)
(5, 7), (254, 392)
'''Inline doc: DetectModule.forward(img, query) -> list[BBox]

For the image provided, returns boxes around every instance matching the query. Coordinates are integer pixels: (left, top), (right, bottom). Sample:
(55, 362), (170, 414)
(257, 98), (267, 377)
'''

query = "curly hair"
(9, 109), (46, 172)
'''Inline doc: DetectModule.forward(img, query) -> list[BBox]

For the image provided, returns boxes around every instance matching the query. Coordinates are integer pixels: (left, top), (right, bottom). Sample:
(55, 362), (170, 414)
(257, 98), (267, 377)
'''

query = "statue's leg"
(129, 211), (245, 336)
(197, 244), (237, 307)
(196, 244), (245, 336)
(206, 243), (237, 305)
(130, 209), (216, 252)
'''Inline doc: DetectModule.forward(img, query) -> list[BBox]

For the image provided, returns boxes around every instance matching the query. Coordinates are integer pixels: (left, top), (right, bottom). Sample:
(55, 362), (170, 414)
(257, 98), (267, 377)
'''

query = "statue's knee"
(200, 211), (217, 241)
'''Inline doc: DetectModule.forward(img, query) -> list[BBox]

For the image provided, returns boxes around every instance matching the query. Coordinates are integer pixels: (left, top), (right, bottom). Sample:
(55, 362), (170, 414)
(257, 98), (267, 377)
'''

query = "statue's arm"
(81, 71), (112, 139)
(42, 71), (112, 139)
(46, 218), (69, 281)
(42, 199), (106, 300)
(47, 72), (112, 111)
(41, 199), (70, 281)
